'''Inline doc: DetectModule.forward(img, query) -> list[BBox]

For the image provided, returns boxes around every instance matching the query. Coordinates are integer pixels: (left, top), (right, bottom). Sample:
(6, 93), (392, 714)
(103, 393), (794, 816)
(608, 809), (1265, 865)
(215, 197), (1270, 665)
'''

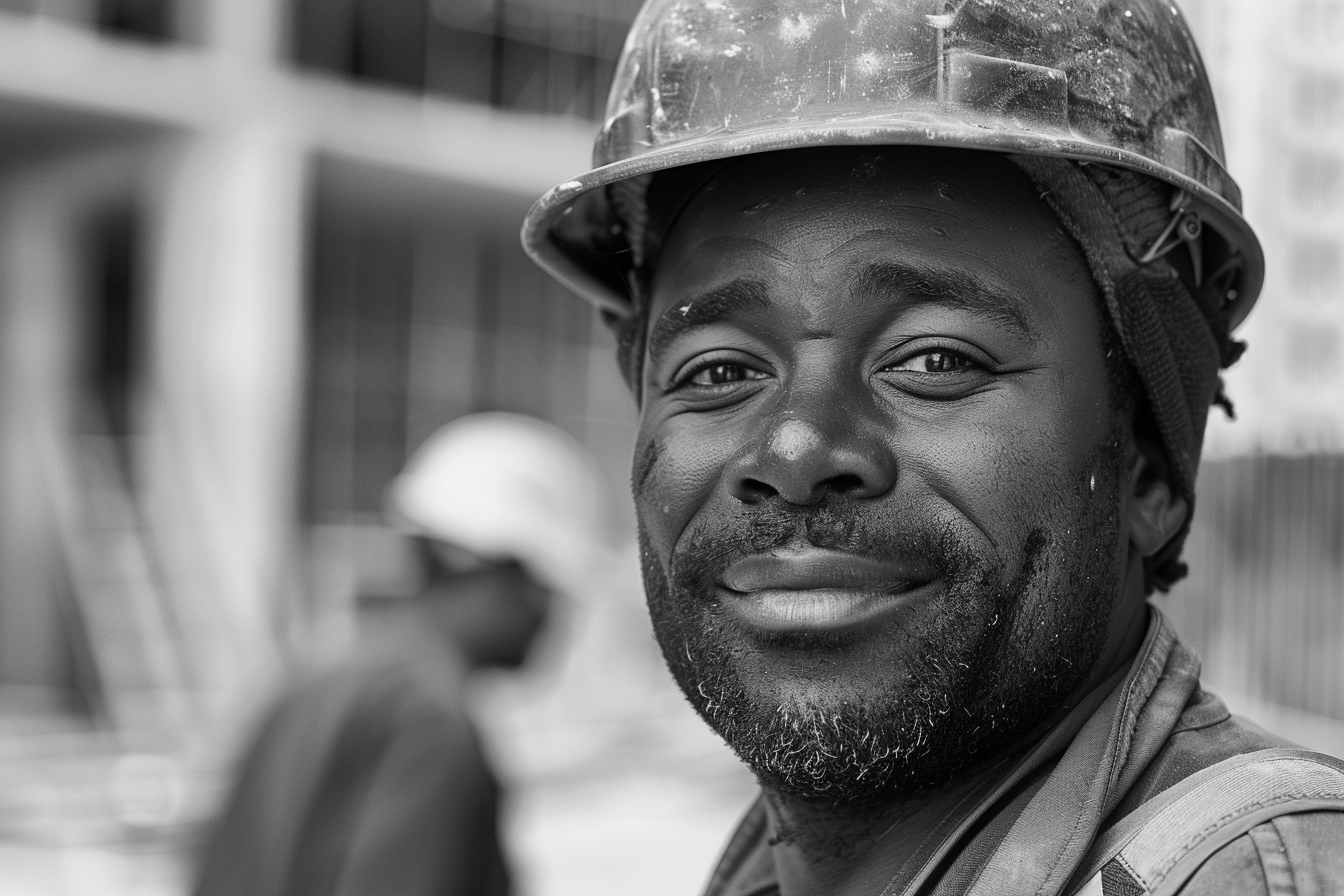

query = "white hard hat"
(386, 413), (610, 597)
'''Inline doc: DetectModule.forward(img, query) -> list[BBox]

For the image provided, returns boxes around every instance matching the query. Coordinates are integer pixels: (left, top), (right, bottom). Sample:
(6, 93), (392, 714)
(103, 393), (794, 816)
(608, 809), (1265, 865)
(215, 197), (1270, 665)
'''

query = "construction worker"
(521, 0), (1344, 893)
(194, 413), (608, 896)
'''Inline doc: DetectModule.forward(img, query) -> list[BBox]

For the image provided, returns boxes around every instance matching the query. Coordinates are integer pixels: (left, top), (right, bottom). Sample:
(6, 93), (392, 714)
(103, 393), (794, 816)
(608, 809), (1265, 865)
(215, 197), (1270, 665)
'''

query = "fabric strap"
(1066, 749), (1344, 896)
(954, 611), (1200, 896)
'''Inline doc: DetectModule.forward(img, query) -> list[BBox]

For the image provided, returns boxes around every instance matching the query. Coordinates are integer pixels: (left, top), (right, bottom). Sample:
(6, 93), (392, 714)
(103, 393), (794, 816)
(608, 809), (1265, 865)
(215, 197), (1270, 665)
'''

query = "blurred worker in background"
(193, 412), (609, 896)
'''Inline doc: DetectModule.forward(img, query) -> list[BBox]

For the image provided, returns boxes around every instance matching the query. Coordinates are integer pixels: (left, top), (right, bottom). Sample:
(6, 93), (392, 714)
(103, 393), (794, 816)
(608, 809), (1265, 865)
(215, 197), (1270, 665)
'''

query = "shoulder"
(255, 649), (474, 759)
(1102, 686), (1344, 895)
(1112, 686), (1299, 819)
(1180, 812), (1344, 896)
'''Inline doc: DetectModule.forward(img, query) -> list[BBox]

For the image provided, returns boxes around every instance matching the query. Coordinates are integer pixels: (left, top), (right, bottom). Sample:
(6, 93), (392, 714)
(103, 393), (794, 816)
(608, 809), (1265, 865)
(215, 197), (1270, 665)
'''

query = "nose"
(726, 404), (897, 506)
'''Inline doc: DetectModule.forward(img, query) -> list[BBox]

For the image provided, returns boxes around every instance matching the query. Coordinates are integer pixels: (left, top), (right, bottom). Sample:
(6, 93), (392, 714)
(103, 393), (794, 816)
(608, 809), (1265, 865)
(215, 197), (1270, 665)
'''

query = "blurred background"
(0, 0), (1337, 893)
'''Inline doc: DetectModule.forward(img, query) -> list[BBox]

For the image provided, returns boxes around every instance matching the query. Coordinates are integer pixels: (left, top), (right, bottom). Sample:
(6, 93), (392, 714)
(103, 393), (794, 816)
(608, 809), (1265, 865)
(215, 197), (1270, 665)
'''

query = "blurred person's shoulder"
(281, 630), (472, 727)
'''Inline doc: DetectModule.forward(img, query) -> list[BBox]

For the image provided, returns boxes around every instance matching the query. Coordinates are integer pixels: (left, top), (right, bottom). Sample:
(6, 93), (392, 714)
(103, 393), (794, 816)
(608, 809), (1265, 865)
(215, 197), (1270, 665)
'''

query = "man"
(194, 413), (608, 896)
(521, 1), (1344, 893)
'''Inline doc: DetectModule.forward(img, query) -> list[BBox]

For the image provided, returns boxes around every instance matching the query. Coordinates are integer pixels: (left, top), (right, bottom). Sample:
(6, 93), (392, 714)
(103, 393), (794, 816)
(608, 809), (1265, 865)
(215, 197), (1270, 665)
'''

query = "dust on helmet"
(521, 0), (1262, 329)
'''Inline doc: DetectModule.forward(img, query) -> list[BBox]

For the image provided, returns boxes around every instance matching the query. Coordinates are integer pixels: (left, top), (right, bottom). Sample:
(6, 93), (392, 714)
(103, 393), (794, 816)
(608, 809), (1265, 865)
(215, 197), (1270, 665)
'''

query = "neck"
(763, 761), (1005, 896)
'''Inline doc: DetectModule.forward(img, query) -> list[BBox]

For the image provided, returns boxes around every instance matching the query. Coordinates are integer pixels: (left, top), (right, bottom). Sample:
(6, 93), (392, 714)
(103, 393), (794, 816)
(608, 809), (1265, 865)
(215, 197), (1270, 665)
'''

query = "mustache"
(669, 497), (969, 586)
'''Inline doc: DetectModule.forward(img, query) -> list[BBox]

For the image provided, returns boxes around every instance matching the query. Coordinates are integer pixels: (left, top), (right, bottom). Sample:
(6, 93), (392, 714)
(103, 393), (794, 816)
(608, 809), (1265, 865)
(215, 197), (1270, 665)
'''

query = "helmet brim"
(522, 115), (1264, 330)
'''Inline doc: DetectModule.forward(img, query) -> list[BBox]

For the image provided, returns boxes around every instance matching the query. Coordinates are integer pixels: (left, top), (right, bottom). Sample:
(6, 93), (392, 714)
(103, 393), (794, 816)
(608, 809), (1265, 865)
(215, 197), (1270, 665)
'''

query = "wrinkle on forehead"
(645, 150), (1086, 369)
(673, 220), (1017, 311)
(680, 233), (794, 264)
(681, 207), (961, 267)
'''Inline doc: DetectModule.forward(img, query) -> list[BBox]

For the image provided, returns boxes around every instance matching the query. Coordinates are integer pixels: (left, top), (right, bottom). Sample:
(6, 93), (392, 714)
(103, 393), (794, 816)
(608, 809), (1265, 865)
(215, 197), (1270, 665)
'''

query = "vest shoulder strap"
(1069, 748), (1344, 896)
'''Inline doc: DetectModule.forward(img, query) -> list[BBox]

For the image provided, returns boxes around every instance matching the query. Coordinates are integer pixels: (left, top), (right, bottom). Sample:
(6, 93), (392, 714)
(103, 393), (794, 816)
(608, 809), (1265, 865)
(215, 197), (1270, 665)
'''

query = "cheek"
(632, 416), (741, 559)
(905, 381), (1113, 544)
(1041, 365), (1119, 504)
(906, 415), (1037, 541)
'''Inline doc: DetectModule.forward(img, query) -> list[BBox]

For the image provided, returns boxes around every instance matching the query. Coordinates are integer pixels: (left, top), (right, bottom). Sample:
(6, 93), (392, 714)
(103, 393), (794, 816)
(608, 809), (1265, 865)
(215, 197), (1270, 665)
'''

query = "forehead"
(657, 149), (1067, 272)
(646, 148), (1093, 335)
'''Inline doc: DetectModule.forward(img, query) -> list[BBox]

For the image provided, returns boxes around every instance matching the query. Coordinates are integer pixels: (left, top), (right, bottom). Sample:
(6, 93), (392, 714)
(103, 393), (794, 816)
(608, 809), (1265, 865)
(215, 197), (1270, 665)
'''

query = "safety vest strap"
(1068, 748), (1344, 896)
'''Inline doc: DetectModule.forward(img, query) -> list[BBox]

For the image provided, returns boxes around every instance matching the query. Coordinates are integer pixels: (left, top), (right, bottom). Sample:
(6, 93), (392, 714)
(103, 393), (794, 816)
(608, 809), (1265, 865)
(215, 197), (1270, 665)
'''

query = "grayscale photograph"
(0, 0), (1339, 894)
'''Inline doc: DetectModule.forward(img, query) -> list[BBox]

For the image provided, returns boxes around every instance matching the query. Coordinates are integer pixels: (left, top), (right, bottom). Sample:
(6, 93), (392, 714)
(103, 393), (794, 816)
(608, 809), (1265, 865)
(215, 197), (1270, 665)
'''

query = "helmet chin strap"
(1137, 190), (1205, 289)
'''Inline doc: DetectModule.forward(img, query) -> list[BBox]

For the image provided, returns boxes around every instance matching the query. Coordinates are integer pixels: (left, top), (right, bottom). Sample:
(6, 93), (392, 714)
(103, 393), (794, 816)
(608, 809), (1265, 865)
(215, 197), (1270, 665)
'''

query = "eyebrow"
(852, 262), (1037, 341)
(645, 278), (771, 370)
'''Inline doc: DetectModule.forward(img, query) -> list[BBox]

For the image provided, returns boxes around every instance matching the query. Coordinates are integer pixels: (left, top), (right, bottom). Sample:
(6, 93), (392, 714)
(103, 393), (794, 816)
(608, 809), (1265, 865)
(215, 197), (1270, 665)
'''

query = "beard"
(638, 454), (1124, 808)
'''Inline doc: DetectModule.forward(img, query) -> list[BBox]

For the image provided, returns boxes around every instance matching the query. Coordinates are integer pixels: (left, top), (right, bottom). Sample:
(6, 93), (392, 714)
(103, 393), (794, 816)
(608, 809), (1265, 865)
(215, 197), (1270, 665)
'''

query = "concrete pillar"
(0, 168), (82, 691)
(142, 125), (306, 716)
(199, 0), (282, 60)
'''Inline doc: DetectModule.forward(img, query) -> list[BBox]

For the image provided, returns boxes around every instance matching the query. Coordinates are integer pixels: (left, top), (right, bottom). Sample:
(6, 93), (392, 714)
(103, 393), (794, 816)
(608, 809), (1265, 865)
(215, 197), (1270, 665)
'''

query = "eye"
(687, 362), (768, 386)
(876, 341), (996, 400)
(884, 348), (981, 374)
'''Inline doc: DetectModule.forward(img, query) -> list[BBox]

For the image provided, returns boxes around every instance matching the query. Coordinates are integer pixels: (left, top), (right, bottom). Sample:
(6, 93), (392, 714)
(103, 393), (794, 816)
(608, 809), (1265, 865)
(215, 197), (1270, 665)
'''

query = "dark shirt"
(194, 637), (510, 896)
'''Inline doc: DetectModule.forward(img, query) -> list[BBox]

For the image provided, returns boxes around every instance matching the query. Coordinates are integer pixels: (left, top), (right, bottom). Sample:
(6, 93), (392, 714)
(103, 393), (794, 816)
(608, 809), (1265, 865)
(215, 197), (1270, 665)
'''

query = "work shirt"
(703, 608), (1344, 896)
(194, 633), (510, 896)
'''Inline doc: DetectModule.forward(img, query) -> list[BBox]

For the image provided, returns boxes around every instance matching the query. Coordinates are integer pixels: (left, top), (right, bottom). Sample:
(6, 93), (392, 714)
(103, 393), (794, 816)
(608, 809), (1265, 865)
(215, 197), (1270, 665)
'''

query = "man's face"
(632, 148), (1137, 805)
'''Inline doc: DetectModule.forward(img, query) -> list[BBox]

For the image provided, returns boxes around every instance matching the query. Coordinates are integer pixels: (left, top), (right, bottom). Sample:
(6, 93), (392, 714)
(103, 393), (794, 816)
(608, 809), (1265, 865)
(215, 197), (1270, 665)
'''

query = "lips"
(718, 547), (933, 634)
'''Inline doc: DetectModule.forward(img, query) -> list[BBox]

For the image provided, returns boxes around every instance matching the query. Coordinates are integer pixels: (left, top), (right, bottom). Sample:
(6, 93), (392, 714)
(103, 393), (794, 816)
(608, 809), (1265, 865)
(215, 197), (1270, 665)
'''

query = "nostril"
(732, 477), (778, 504)
(824, 473), (865, 494)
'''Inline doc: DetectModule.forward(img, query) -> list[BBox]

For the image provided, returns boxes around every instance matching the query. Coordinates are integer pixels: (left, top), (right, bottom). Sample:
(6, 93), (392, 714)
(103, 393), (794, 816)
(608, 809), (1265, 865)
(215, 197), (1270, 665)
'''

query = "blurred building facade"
(0, 0), (645, 708)
(1164, 0), (1344, 742)
(0, 0), (1339, 893)
(0, 0), (653, 882)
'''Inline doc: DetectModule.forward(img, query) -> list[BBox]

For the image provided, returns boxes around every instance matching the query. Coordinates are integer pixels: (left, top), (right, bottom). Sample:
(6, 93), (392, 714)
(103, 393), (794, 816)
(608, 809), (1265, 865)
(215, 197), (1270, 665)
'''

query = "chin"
(642, 523), (1119, 805)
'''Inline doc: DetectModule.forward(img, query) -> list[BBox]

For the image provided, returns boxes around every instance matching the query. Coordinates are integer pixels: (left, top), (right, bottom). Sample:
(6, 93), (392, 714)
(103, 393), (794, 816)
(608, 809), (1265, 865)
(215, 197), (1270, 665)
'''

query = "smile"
(718, 547), (932, 634)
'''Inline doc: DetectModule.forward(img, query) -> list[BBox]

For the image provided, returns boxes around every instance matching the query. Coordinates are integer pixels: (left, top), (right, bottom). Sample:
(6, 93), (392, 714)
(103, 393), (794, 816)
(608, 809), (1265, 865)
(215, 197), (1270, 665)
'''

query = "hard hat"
(522, 0), (1262, 329)
(386, 413), (609, 598)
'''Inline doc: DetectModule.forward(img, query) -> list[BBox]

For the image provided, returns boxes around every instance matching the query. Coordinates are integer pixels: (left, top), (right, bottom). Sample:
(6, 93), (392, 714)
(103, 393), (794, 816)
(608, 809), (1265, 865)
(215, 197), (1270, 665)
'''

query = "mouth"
(718, 547), (934, 634)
